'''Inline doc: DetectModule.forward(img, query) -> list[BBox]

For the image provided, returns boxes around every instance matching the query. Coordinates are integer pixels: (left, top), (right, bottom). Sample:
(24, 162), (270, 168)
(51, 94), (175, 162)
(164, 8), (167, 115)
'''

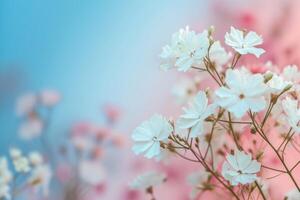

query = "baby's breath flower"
(285, 189), (300, 200)
(132, 115), (173, 159)
(130, 171), (166, 190)
(187, 171), (211, 199)
(222, 150), (261, 186)
(282, 97), (300, 132)
(28, 152), (43, 166)
(215, 67), (268, 118)
(177, 91), (216, 137)
(13, 157), (30, 173)
(225, 26), (265, 57)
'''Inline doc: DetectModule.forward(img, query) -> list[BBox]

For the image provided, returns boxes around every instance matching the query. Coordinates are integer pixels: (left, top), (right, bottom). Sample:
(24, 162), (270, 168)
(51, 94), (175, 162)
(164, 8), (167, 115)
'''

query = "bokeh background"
(1, 0), (300, 199)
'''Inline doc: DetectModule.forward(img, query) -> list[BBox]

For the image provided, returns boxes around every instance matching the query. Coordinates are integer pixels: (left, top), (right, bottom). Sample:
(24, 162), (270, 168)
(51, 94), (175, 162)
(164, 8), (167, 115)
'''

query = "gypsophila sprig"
(133, 25), (300, 199)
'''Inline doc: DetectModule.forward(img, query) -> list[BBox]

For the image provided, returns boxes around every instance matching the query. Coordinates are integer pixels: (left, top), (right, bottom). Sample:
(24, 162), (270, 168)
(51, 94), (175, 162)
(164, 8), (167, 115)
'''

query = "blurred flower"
(130, 171), (166, 190)
(55, 163), (71, 183)
(0, 185), (10, 200)
(177, 91), (216, 137)
(28, 152), (43, 166)
(172, 76), (198, 105)
(255, 178), (270, 199)
(13, 156), (31, 173)
(225, 26), (265, 57)
(285, 189), (300, 200)
(132, 115), (173, 159)
(215, 67), (267, 118)
(103, 104), (121, 124)
(266, 71), (292, 94)
(222, 150), (261, 185)
(16, 93), (37, 117)
(282, 65), (300, 83)
(79, 160), (106, 185)
(282, 97), (300, 132)
(0, 157), (12, 199)
(39, 90), (61, 107)
(187, 171), (210, 199)
(18, 118), (43, 140)
(0, 157), (12, 184)
(160, 27), (209, 72)
(28, 164), (52, 197)
(205, 41), (231, 69)
(9, 148), (22, 160)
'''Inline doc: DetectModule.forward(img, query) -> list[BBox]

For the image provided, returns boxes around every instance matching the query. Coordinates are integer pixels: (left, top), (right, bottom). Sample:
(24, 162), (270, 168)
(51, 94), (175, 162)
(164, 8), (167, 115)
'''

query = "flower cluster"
(0, 148), (51, 199)
(131, 26), (300, 199)
(16, 90), (60, 140)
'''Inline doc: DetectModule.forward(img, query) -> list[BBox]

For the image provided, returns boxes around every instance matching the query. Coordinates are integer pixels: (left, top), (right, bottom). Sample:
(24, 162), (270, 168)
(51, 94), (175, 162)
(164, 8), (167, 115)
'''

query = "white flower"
(19, 118), (43, 140)
(205, 41), (231, 68)
(79, 160), (106, 185)
(0, 184), (10, 200)
(28, 164), (52, 197)
(132, 115), (173, 159)
(160, 27), (209, 72)
(172, 77), (198, 105)
(266, 72), (292, 94)
(39, 90), (60, 107)
(130, 171), (166, 190)
(285, 189), (300, 200)
(9, 148), (22, 160)
(222, 150), (261, 186)
(177, 91), (216, 137)
(0, 158), (12, 184)
(282, 65), (300, 83)
(28, 152), (43, 166)
(13, 157), (30, 173)
(282, 97), (300, 132)
(16, 93), (37, 117)
(255, 178), (270, 199)
(215, 68), (267, 118)
(225, 26), (265, 57)
(187, 171), (210, 199)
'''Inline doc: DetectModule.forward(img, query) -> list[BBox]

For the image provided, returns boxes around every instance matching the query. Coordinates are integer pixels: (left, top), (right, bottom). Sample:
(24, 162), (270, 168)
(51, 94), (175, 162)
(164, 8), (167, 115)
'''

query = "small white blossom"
(13, 157), (30, 173)
(16, 93), (37, 117)
(0, 184), (10, 200)
(79, 160), (106, 185)
(222, 150), (261, 186)
(285, 189), (300, 200)
(132, 115), (173, 159)
(28, 164), (52, 197)
(225, 26), (265, 57)
(266, 72), (292, 94)
(19, 118), (43, 140)
(205, 41), (231, 68)
(0, 158), (12, 184)
(215, 68), (267, 118)
(282, 97), (300, 132)
(160, 27), (209, 72)
(130, 171), (166, 190)
(9, 148), (22, 160)
(0, 157), (12, 200)
(282, 65), (300, 83)
(28, 152), (43, 166)
(187, 171), (210, 199)
(172, 77), (198, 105)
(177, 91), (216, 137)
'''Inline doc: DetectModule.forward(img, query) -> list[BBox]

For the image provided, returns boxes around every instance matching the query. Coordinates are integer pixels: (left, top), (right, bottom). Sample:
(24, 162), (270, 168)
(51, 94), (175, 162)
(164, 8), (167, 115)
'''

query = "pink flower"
(39, 90), (61, 107)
